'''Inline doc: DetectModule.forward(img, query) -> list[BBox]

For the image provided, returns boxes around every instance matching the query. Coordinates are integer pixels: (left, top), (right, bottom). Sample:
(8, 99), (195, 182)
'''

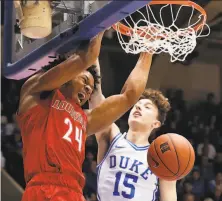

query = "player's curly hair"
(42, 56), (101, 91)
(86, 65), (101, 91)
(140, 88), (171, 125)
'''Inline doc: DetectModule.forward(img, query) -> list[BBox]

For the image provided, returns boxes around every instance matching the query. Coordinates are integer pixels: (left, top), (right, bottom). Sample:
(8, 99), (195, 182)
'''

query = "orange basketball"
(147, 133), (195, 181)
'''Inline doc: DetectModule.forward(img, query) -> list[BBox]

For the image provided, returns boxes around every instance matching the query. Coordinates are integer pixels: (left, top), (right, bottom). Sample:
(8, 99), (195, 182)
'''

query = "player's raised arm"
(88, 59), (105, 107)
(86, 52), (153, 135)
(88, 59), (120, 141)
(24, 31), (105, 94)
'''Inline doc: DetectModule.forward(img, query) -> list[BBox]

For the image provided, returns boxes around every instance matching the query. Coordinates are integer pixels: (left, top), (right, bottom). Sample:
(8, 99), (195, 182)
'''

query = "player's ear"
(152, 120), (161, 129)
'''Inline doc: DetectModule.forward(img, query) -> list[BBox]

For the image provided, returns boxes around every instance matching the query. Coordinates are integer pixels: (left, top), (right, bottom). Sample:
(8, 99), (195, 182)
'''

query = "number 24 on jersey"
(62, 118), (82, 152)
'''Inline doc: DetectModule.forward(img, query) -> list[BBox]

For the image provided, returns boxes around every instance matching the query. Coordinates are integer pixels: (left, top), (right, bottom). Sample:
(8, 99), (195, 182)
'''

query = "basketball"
(147, 133), (195, 181)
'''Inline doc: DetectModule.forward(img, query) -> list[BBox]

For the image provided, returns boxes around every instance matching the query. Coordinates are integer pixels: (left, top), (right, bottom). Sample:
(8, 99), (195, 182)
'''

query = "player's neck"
(60, 87), (70, 98)
(126, 129), (151, 146)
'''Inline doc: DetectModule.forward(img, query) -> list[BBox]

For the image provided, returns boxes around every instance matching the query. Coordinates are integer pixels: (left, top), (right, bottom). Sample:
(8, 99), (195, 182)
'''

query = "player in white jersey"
(89, 60), (177, 201)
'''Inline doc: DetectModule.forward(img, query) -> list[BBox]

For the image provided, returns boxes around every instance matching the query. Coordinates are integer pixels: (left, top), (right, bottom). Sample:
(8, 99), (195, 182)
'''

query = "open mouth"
(133, 111), (142, 117)
(77, 92), (86, 104)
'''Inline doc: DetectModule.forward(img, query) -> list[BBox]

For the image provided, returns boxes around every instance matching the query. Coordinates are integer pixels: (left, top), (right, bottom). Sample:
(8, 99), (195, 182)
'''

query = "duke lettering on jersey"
(109, 155), (152, 180)
(97, 133), (159, 201)
(52, 100), (86, 130)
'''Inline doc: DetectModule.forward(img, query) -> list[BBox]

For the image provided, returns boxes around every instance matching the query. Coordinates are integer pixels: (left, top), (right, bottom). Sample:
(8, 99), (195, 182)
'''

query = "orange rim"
(112, 0), (207, 36)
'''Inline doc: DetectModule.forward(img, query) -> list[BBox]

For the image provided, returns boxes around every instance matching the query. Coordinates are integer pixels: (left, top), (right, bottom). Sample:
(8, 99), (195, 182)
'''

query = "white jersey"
(97, 133), (159, 201)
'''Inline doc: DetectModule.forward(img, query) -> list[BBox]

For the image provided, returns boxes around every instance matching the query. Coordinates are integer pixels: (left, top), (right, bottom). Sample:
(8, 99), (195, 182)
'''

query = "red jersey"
(17, 90), (87, 192)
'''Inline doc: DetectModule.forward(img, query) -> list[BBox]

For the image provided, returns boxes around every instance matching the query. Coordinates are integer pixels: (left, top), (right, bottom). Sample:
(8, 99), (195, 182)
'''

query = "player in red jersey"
(17, 31), (153, 201)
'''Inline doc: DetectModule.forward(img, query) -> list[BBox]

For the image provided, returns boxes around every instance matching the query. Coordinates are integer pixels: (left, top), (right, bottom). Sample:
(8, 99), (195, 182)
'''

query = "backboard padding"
(3, 0), (151, 79)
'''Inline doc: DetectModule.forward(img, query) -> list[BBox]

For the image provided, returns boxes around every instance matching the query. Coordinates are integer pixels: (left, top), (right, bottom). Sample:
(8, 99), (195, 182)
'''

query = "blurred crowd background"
(1, 76), (222, 201)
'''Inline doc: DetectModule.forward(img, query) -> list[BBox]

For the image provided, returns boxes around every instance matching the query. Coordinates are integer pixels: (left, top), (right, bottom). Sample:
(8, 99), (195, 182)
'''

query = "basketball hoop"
(112, 1), (210, 62)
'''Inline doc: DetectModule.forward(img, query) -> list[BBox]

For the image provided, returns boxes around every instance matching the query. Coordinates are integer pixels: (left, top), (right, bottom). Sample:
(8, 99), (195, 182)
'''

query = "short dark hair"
(42, 56), (101, 91)
(140, 88), (171, 125)
(87, 65), (101, 91)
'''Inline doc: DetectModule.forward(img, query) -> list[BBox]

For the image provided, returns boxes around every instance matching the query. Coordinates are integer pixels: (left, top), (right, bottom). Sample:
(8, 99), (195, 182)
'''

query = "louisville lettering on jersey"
(52, 100), (86, 130)
(109, 155), (153, 181)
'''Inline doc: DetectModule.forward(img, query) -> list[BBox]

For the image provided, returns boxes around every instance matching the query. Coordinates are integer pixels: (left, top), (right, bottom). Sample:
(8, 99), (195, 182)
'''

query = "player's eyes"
(82, 77), (87, 84)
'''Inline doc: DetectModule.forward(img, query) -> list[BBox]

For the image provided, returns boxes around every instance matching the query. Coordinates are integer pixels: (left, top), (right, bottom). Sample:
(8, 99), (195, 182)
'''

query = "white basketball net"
(115, 4), (210, 62)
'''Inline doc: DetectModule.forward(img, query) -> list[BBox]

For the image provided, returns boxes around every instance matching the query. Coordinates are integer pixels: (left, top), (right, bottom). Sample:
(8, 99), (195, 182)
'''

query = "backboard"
(3, 0), (151, 80)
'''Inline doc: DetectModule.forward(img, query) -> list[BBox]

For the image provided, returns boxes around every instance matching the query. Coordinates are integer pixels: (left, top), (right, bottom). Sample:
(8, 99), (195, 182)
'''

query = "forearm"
(121, 53), (153, 101)
(160, 192), (177, 201)
(86, 54), (153, 135)
(159, 180), (177, 201)
(79, 31), (105, 68)
(31, 31), (105, 93)
(89, 92), (105, 108)
(89, 59), (105, 108)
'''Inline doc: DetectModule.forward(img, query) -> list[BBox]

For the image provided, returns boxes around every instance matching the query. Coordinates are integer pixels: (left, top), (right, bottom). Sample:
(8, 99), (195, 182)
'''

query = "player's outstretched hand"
(78, 31), (105, 67)
(139, 52), (153, 60)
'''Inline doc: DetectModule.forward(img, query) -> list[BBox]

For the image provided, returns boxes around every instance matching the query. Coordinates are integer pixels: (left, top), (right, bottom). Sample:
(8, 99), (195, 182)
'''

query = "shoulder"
(18, 72), (54, 115)
(96, 131), (123, 165)
(21, 72), (44, 95)
(109, 123), (121, 142)
(95, 123), (121, 143)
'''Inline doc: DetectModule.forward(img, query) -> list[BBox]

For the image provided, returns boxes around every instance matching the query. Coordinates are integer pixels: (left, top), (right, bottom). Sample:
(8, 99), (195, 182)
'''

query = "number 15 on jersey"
(113, 171), (138, 199)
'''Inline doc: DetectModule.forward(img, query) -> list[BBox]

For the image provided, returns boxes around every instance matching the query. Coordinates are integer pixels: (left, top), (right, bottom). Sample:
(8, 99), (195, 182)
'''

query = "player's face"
(128, 99), (161, 131)
(68, 71), (94, 106)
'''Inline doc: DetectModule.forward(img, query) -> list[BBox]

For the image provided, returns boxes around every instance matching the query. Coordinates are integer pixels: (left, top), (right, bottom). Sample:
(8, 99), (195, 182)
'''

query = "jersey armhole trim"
(97, 132), (122, 168)
(96, 132), (121, 201)
(152, 181), (159, 201)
